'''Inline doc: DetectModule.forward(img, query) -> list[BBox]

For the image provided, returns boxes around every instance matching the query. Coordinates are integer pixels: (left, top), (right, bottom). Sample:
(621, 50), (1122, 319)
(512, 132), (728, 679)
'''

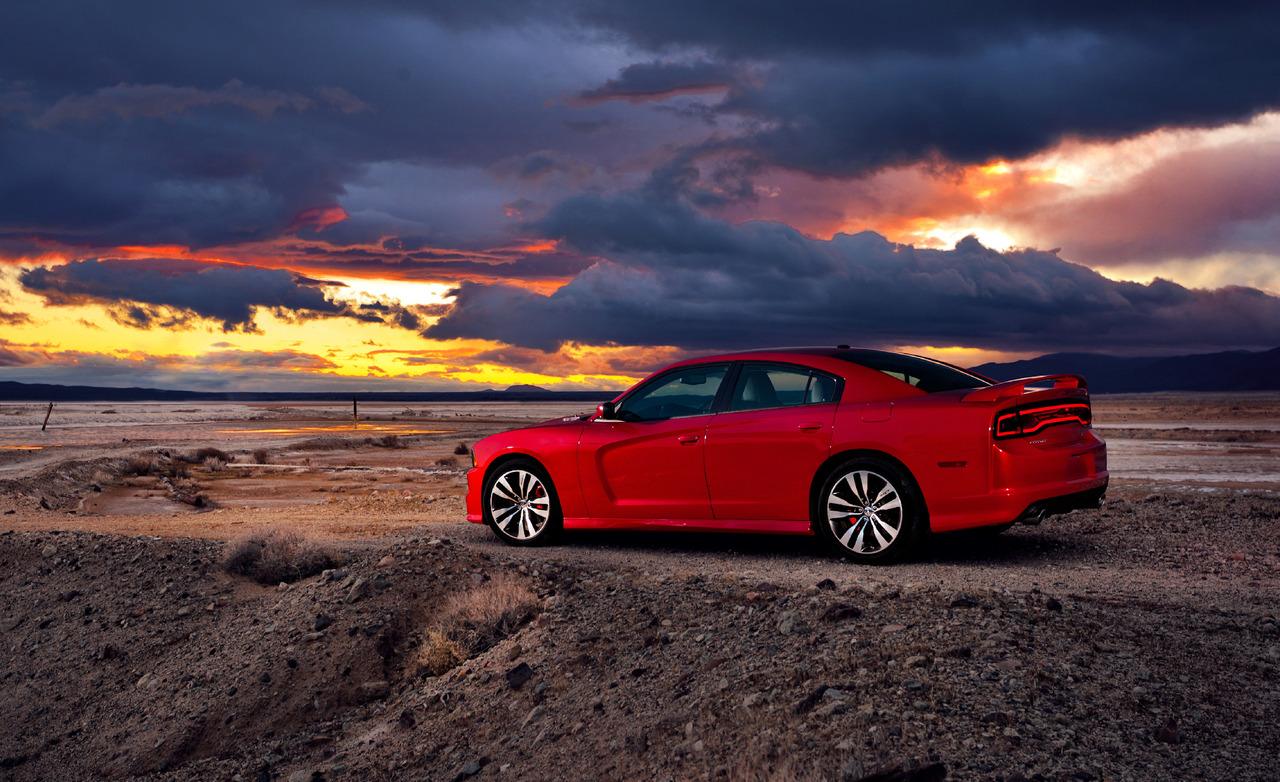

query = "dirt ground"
(1, 396), (1278, 781)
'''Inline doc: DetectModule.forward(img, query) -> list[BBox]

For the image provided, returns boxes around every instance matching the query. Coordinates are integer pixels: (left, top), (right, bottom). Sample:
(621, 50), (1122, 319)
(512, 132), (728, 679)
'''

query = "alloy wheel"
(826, 469), (904, 555)
(489, 468), (551, 540)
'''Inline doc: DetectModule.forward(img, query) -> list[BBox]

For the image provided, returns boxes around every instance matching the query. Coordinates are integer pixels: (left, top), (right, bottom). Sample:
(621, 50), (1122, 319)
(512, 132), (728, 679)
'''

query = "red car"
(465, 348), (1107, 562)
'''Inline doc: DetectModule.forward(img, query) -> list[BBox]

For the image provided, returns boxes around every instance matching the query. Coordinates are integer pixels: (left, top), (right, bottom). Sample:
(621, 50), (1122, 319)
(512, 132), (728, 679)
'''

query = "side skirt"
(561, 517), (814, 535)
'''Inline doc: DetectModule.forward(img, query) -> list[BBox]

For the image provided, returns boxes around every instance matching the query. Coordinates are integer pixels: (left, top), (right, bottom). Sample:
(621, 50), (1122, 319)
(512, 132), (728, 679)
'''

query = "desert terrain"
(1, 395), (1277, 781)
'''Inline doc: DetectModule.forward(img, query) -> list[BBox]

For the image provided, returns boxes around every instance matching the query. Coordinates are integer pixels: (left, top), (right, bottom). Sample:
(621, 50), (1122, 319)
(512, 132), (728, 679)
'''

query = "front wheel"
(483, 458), (562, 546)
(815, 458), (925, 563)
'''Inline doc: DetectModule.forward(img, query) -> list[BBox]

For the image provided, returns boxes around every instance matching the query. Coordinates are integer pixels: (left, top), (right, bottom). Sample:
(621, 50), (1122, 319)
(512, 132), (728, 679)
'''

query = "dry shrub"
(290, 436), (360, 451)
(434, 456), (458, 468)
(185, 446), (231, 464)
(453, 441), (470, 456)
(417, 629), (464, 674)
(374, 434), (404, 448)
(202, 456), (227, 472)
(251, 448), (270, 464)
(121, 454), (159, 476)
(221, 529), (339, 585)
(416, 574), (538, 675)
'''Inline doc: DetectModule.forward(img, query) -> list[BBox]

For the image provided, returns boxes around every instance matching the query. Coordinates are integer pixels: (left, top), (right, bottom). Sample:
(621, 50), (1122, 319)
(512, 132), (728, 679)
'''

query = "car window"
(729, 364), (837, 412)
(830, 349), (989, 392)
(616, 365), (728, 422)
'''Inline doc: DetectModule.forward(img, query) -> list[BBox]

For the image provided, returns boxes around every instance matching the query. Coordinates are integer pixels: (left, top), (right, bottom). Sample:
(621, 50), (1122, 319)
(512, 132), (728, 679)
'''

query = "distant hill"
(0, 381), (616, 403)
(972, 347), (1280, 393)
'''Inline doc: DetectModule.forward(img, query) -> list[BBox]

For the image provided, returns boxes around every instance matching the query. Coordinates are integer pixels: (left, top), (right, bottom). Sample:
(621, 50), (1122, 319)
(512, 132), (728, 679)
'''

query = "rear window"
(832, 350), (991, 393)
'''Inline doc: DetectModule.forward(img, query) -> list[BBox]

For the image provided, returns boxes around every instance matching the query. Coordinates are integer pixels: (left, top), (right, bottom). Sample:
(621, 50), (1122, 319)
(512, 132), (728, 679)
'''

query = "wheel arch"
(482, 451), (549, 487)
(808, 448), (930, 533)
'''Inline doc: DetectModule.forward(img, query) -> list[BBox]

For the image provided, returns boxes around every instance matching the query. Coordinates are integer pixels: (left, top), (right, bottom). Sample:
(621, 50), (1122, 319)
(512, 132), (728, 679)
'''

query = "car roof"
(668, 346), (910, 365)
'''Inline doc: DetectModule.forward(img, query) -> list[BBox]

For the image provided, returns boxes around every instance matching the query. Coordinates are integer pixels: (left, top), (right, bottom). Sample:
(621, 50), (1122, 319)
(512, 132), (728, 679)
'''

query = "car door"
(577, 363), (730, 520)
(704, 362), (840, 521)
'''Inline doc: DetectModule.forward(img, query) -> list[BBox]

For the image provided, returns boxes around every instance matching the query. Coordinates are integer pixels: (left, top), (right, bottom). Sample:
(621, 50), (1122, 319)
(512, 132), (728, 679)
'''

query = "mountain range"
(0, 348), (1275, 401)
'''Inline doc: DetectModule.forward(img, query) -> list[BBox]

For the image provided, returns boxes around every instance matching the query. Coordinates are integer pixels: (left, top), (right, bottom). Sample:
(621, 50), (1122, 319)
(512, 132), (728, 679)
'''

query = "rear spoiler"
(961, 374), (1087, 403)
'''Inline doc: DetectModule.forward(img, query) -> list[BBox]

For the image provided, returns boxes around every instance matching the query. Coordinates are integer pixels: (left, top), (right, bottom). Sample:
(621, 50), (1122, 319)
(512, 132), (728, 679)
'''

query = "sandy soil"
(1, 395), (1278, 781)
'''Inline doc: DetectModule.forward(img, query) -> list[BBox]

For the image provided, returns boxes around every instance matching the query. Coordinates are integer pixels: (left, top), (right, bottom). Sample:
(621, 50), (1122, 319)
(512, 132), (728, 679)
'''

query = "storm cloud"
(427, 190), (1280, 353)
(19, 258), (345, 331)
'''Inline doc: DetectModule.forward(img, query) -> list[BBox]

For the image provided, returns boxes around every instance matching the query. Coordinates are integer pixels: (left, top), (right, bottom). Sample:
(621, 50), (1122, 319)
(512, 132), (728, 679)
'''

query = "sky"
(1, 1), (1279, 391)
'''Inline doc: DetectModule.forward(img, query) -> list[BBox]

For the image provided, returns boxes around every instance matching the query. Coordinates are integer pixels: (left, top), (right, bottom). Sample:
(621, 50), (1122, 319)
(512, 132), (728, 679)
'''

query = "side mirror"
(596, 401), (616, 420)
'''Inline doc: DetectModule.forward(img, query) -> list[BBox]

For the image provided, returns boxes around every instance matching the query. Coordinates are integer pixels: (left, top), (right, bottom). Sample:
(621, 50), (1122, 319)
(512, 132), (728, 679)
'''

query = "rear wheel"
(483, 458), (562, 546)
(815, 457), (925, 563)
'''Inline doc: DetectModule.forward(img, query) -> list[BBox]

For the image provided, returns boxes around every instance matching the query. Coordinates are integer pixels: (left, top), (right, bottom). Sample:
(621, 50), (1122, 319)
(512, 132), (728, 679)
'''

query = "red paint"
(465, 348), (1108, 537)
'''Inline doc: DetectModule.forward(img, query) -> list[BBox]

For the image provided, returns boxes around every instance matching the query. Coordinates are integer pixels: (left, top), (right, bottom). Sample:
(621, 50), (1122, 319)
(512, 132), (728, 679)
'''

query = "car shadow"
(549, 523), (1098, 568)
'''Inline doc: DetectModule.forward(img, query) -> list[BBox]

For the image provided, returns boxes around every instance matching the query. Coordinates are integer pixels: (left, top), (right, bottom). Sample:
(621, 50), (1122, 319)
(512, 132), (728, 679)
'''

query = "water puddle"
(214, 423), (452, 437)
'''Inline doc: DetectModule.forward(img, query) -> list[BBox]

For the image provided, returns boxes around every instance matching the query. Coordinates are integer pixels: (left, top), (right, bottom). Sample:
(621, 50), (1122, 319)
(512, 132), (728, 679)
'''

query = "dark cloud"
(19, 258), (343, 331)
(427, 190), (1280, 353)
(576, 60), (738, 104)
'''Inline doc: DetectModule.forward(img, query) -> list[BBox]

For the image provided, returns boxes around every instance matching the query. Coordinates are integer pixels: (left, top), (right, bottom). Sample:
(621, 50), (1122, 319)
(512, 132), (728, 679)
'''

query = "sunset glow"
(2, 7), (1278, 391)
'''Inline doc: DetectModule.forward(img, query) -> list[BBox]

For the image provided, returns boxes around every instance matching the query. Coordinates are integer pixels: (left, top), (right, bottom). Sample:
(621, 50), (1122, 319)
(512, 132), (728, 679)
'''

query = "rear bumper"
(1014, 483), (1108, 525)
(931, 428), (1108, 532)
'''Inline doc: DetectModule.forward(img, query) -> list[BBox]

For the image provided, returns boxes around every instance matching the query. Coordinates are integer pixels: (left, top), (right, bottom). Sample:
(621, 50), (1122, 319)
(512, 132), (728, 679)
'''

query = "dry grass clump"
(184, 446), (232, 464)
(416, 574), (539, 675)
(434, 456), (459, 468)
(221, 529), (340, 585)
(291, 434), (408, 451)
(251, 448), (271, 464)
(119, 453), (189, 480)
(453, 441), (470, 456)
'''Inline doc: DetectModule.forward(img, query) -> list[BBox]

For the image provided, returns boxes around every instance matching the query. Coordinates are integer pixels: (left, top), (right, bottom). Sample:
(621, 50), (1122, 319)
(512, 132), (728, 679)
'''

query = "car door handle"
(676, 434), (700, 444)
(797, 423), (822, 431)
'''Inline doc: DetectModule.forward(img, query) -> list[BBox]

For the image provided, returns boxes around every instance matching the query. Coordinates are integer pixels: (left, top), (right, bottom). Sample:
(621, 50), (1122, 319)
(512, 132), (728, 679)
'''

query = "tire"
(814, 457), (925, 563)
(482, 457), (562, 546)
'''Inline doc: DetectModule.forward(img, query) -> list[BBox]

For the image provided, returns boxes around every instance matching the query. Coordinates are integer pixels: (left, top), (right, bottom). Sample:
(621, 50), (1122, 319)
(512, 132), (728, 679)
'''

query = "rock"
(794, 685), (830, 714)
(286, 771), (315, 782)
(398, 709), (417, 729)
(822, 603), (863, 622)
(371, 574), (391, 591)
(345, 578), (372, 603)
(376, 555), (395, 568)
(522, 705), (546, 727)
(853, 762), (947, 782)
(816, 578), (837, 591)
(359, 681), (390, 699)
(881, 624), (907, 634)
(454, 759), (483, 780)
(40, 543), (57, 558)
(1154, 718), (1182, 744)
(506, 662), (534, 690)
(904, 655), (930, 668)
(944, 646), (972, 658)
(743, 692), (764, 708)
(981, 711), (1013, 726)
(950, 594), (980, 608)
(507, 643), (523, 662)
(313, 614), (334, 632)
(777, 611), (800, 635)
(1045, 597), (1063, 612)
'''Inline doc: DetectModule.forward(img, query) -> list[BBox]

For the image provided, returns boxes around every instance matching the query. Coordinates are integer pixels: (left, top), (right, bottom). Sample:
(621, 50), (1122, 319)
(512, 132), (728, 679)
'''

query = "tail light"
(994, 400), (1091, 439)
